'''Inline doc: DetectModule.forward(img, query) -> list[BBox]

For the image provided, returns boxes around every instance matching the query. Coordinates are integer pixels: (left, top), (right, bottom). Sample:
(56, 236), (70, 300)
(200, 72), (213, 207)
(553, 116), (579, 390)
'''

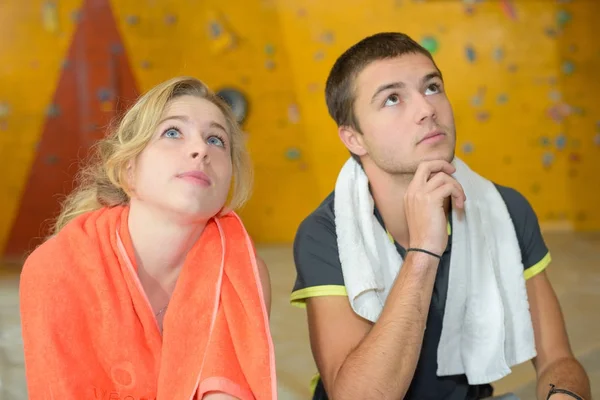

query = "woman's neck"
(127, 202), (207, 283)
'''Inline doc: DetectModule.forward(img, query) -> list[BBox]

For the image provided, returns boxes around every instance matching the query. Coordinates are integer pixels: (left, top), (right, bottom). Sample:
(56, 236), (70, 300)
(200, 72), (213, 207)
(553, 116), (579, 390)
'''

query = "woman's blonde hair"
(52, 76), (252, 235)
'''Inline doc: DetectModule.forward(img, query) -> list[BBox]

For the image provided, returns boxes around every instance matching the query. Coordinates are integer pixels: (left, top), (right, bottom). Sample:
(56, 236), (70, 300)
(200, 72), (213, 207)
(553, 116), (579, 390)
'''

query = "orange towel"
(19, 205), (277, 400)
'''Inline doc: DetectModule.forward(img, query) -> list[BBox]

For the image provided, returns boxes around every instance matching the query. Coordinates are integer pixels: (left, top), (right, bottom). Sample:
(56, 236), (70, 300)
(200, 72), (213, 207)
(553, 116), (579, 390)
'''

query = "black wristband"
(546, 384), (583, 400)
(406, 248), (442, 259)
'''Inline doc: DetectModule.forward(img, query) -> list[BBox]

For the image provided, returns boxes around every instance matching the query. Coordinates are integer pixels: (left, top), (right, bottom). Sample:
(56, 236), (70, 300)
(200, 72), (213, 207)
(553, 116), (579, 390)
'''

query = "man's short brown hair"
(325, 32), (439, 133)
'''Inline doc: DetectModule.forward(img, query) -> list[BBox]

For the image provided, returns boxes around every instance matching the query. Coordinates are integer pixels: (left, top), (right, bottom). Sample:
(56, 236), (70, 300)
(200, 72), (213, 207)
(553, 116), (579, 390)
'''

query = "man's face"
(341, 53), (456, 175)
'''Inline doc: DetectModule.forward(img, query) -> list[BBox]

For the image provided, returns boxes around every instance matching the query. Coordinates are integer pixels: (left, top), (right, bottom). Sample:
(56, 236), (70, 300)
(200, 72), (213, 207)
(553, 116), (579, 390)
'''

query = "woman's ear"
(124, 160), (135, 193)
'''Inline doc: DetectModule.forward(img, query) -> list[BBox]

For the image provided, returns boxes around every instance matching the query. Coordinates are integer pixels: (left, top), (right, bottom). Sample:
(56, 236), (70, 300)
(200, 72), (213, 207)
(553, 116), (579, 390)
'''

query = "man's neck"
(364, 164), (449, 249)
(365, 165), (413, 248)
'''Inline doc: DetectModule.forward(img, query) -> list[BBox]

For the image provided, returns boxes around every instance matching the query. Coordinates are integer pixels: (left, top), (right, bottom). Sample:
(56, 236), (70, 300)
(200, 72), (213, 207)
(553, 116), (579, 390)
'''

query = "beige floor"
(1, 231), (598, 399)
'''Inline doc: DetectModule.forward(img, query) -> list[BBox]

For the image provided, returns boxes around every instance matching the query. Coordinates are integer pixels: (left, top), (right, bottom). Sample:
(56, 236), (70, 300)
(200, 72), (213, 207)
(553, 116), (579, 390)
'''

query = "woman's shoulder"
(21, 207), (117, 282)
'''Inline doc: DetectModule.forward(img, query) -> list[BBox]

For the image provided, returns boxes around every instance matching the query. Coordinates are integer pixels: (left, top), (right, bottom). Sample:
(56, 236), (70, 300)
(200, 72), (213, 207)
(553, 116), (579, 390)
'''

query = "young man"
(290, 32), (591, 400)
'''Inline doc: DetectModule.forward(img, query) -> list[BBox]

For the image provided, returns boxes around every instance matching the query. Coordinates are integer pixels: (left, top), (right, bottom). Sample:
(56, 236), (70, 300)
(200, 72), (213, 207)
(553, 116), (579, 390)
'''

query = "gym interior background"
(0, 0), (598, 398)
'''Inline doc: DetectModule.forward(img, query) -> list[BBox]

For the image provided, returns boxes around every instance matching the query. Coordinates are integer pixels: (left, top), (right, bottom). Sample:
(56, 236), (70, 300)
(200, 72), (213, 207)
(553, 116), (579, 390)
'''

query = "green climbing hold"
(420, 36), (439, 54)
(556, 10), (572, 28)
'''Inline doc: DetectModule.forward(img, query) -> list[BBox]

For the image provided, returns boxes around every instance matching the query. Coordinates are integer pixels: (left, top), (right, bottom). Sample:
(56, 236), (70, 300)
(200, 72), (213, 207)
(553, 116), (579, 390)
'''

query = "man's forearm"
(537, 357), (591, 400)
(332, 252), (439, 400)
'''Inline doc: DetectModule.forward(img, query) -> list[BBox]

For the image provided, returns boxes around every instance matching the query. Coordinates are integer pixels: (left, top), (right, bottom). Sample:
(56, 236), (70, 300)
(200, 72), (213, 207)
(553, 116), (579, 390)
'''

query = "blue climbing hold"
(462, 142), (474, 154)
(285, 148), (301, 160)
(562, 60), (575, 75)
(465, 45), (476, 63)
(556, 10), (572, 27)
(555, 134), (567, 150)
(542, 152), (554, 167)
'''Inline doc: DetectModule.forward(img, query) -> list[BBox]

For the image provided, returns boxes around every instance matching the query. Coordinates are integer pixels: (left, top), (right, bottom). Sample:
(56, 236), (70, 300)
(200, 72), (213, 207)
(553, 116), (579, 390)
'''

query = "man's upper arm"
(291, 210), (372, 394)
(290, 211), (347, 308)
(496, 186), (580, 378)
(496, 184), (552, 280)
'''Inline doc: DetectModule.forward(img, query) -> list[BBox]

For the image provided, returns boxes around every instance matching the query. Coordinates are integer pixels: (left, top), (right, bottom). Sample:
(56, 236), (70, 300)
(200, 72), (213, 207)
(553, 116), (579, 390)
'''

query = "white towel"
(333, 156), (536, 385)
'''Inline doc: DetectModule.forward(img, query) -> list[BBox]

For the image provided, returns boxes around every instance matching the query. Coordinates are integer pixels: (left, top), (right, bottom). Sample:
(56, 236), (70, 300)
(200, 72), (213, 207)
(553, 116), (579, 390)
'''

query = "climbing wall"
(276, 0), (600, 233)
(0, 0), (85, 258)
(2, 0), (140, 259)
(1, 0), (599, 258)
(555, 0), (600, 231)
(109, 0), (320, 244)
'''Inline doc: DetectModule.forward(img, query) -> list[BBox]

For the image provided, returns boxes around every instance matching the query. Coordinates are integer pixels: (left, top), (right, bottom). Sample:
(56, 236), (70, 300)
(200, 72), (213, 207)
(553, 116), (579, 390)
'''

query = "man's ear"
(338, 126), (367, 157)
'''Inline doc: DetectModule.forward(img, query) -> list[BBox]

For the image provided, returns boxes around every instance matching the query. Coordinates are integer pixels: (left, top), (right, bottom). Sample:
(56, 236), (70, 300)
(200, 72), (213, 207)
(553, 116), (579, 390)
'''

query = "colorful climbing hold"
(314, 51), (325, 61)
(46, 104), (60, 117)
(164, 14), (177, 25)
(110, 43), (123, 55)
(140, 60), (151, 69)
(461, 142), (474, 154)
(548, 90), (561, 101)
(493, 47), (504, 62)
(593, 133), (600, 146)
(97, 88), (111, 102)
(556, 9), (572, 27)
(540, 136), (551, 147)
(126, 15), (140, 25)
(465, 45), (476, 63)
(555, 134), (567, 150)
(471, 95), (483, 107)
(45, 155), (59, 165)
(508, 64), (518, 73)
(265, 60), (276, 70)
(561, 60), (575, 75)
(209, 21), (222, 38)
(320, 31), (335, 45)
(531, 183), (541, 194)
(101, 101), (113, 112)
(476, 111), (489, 122)
(497, 93), (508, 105)
(544, 27), (558, 38)
(288, 104), (300, 124)
(542, 152), (554, 168)
(265, 44), (275, 56)
(0, 102), (10, 118)
(61, 59), (70, 69)
(420, 36), (439, 54)
(42, 1), (59, 33)
(568, 153), (581, 162)
(285, 148), (301, 160)
(500, 0), (518, 21)
(71, 9), (81, 23)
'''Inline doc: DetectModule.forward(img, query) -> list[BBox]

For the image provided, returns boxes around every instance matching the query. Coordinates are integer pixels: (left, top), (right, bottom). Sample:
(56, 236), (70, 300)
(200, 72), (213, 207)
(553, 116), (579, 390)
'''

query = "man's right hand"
(404, 160), (466, 257)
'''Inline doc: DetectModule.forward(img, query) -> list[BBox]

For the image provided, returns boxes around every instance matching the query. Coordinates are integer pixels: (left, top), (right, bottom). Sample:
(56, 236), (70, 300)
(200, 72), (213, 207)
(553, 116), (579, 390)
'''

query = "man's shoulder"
(295, 191), (337, 242)
(492, 183), (538, 223)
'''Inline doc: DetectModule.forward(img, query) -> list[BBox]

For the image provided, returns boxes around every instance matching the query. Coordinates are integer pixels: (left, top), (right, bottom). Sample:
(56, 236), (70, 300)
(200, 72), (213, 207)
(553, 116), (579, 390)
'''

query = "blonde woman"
(19, 77), (277, 400)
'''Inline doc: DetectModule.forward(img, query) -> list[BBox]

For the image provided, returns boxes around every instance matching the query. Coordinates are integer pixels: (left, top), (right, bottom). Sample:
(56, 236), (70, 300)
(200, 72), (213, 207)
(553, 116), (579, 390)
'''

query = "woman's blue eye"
(164, 128), (181, 138)
(207, 136), (225, 147)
